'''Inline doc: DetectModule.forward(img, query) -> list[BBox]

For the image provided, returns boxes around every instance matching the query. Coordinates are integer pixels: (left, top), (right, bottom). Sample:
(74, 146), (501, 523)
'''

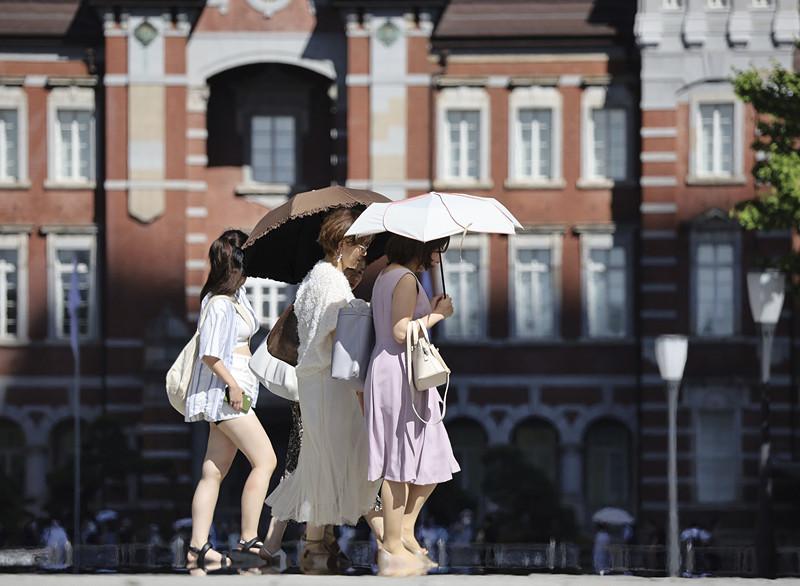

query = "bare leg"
(263, 517), (288, 554)
(365, 509), (384, 547)
(188, 423), (237, 565)
(377, 480), (423, 576)
(217, 412), (277, 549)
(403, 483), (436, 551)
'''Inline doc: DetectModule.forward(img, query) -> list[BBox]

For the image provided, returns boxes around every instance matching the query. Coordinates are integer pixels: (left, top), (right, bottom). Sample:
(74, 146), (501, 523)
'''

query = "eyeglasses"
(354, 244), (368, 256)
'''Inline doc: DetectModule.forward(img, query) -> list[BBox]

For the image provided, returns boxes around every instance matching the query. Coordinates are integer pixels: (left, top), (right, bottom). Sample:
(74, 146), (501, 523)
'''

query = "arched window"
(513, 417), (559, 487)
(585, 419), (632, 512)
(0, 417), (25, 481)
(447, 419), (488, 497)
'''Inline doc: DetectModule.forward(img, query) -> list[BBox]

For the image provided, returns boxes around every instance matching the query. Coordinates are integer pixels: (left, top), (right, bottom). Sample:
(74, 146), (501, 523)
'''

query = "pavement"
(2, 576), (800, 585)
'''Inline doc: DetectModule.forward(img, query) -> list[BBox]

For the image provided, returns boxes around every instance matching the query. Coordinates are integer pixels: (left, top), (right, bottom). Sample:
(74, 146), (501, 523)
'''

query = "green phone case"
(225, 387), (252, 413)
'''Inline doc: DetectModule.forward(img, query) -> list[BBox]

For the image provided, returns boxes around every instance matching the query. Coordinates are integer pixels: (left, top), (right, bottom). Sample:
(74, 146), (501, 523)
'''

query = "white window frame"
(688, 88), (744, 184)
(751, 0), (771, 7)
(235, 92), (307, 205)
(435, 86), (491, 190)
(579, 85), (634, 188)
(440, 234), (489, 342)
(248, 114), (298, 187)
(580, 230), (633, 340)
(0, 233), (28, 343)
(662, 0), (684, 9)
(706, 0), (728, 8)
(685, 386), (745, 504)
(508, 232), (562, 340)
(47, 233), (98, 342)
(244, 277), (296, 329)
(507, 86), (563, 189)
(47, 86), (96, 188)
(690, 228), (741, 338)
(0, 86), (28, 187)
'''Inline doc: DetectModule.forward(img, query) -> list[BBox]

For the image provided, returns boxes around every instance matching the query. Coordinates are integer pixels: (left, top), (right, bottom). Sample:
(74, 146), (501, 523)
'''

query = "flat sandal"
(228, 537), (268, 568)
(186, 542), (234, 574)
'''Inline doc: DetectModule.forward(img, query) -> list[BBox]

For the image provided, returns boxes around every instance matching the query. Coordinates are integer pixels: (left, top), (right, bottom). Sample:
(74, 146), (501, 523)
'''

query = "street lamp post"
(655, 334), (688, 578)
(747, 269), (786, 579)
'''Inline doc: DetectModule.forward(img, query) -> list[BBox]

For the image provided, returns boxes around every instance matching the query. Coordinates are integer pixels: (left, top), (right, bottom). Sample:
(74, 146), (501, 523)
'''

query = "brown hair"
(200, 229), (248, 300)
(317, 208), (372, 258)
(385, 235), (450, 271)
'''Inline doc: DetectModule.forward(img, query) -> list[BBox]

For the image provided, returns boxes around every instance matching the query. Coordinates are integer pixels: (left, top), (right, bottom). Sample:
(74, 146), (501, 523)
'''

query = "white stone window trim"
(46, 86), (96, 189)
(688, 87), (745, 185)
(0, 232), (28, 343)
(508, 232), (563, 340)
(689, 228), (741, 338)
(244, 276), (296, 329)
(751, 0), (772, 7)
(0, 86), (29, 188)
(46, 233), (98, 342)
(684, 385), (745, 504)
(706, 0), (729, 9)
(435, 86), (492, 191)
(662, 0), (684, 9)
(580, 230), (633, 340)
(506, 86), (564, 189)
(440, 234), (490, 343)
(578, 85), (635, 189)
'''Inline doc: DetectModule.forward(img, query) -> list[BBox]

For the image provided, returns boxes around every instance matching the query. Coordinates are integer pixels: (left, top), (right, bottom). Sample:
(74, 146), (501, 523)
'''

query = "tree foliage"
(731, 65), (800, 241)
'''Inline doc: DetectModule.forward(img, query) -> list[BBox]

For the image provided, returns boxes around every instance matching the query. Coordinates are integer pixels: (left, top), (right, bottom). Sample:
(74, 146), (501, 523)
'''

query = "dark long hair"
(200, 229), (248, 300)
(385, 235), (450, 271)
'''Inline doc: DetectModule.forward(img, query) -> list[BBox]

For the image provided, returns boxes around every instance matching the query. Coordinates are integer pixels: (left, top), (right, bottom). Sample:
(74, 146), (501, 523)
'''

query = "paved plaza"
(2, 576), (800, 586)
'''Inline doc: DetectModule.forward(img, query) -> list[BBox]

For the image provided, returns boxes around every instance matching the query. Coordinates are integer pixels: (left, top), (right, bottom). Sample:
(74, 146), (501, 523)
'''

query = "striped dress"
(184, 287), (260, 423)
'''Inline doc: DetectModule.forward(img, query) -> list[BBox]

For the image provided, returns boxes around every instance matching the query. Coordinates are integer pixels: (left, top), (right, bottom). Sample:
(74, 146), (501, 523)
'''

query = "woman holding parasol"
(346, 191), (522, 577)
(243, 187), (388, 574)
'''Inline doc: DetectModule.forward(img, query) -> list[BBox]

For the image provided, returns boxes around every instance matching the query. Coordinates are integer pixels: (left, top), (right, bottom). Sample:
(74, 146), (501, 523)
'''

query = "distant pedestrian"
(41, 518), (70, 570)
(593, 523), (612, 575)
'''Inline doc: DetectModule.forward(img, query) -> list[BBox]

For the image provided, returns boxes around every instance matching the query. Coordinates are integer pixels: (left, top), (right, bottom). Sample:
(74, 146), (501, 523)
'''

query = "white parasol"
(345, 192), (522, 294)
(345, 191), (521, 242)
(592, 507), (635, 526)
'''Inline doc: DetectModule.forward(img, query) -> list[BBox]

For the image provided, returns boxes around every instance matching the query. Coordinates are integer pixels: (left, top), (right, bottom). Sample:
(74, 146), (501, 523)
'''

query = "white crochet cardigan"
(294, 261), (354, 375)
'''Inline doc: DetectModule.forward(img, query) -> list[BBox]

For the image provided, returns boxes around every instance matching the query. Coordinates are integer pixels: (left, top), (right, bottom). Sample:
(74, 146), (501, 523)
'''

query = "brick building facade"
(0, 0), (798, 544)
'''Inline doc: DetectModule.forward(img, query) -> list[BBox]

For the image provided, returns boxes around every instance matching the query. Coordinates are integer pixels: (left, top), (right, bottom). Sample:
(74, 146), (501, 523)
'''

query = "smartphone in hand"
(224, 385), (252, 413)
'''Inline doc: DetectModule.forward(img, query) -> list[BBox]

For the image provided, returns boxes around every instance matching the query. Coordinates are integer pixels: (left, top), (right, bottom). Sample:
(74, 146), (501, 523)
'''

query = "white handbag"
(250, 341), (299, 402)
(165, 295), (250, 416)
(331, 299), (374, 384)
(406, 319), (451, 425)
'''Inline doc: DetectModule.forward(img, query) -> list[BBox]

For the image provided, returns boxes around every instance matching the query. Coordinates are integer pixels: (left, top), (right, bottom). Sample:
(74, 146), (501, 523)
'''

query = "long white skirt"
(266, 369), (380, 526)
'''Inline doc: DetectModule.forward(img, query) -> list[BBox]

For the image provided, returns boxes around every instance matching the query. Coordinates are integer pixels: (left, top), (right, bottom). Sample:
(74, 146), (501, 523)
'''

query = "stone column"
(25, 443), (49, 512)
(560, 442), (585, 524)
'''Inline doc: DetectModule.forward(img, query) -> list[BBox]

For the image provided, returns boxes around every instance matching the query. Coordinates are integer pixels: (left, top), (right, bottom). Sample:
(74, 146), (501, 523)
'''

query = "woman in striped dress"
(184, 229), (278, 574)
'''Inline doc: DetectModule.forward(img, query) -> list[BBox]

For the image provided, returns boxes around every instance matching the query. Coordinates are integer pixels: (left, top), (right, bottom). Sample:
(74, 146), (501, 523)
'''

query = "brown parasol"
(242, 185), (391, 283)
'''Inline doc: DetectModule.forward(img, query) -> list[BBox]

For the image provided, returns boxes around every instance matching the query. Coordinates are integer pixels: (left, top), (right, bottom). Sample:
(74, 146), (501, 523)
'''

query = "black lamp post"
(746, 269), (786, 579)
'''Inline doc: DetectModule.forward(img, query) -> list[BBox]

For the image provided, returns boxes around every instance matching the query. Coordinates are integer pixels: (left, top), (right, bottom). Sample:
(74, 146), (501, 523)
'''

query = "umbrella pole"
(439, 258), (447, 297)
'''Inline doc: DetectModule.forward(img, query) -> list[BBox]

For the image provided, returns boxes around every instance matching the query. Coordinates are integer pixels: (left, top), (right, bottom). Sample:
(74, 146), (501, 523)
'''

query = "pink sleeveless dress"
(364, 267), (460, 485)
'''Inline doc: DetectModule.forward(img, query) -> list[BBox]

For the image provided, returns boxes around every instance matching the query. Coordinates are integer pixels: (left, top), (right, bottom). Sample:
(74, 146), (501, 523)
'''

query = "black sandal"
(228, 537), (268, 568)
(187, 542), (233, 574)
